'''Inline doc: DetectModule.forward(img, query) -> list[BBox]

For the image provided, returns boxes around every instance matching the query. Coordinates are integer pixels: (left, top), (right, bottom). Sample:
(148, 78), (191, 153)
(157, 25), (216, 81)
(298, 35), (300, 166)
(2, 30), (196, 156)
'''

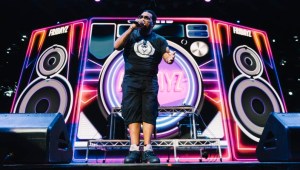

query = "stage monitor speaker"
(256, 112), (300, 162)
(0, 113), (73, 164)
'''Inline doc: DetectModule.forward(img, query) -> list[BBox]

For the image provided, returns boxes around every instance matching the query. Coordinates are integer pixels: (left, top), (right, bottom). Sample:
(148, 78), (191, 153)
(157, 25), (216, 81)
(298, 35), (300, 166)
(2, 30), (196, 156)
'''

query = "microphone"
(129, 20), (144, 27)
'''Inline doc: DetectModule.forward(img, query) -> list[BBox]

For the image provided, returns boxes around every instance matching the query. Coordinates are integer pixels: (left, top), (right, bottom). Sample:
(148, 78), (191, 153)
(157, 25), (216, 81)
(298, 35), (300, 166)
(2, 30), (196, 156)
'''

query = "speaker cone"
(36, 44), (68, 78)
(233, 45), (263, 77)
(13, 75), (73, 121)
(228, 76), (284, 142)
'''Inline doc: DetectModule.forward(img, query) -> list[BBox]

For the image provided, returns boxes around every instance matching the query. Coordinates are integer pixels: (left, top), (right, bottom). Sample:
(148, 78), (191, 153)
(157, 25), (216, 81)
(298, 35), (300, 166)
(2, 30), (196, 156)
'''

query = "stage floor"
(2, 162), (300, 170)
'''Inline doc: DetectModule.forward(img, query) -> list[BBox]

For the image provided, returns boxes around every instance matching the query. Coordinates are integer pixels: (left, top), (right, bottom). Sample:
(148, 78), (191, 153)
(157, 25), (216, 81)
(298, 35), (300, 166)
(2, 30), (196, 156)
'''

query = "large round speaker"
(36, 44), (68, 78)
(228, 75), (284, 142)
(13, 75), (73, 121)
(233, 45), (263, 77)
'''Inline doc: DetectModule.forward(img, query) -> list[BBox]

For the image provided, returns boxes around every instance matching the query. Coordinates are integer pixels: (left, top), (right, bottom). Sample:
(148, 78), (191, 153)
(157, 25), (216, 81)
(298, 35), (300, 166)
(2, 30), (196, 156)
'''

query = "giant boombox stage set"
(8, 17), (288, 163)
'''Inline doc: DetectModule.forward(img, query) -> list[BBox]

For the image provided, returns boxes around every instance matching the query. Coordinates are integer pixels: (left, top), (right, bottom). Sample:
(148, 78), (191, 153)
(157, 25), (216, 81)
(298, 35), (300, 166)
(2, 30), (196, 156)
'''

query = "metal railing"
(86, 139), (222, 162)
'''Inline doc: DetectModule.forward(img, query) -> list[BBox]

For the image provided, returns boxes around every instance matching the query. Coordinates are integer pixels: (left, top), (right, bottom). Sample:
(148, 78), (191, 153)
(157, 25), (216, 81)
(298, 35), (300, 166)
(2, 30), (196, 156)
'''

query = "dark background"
(0, 0), (299, 112)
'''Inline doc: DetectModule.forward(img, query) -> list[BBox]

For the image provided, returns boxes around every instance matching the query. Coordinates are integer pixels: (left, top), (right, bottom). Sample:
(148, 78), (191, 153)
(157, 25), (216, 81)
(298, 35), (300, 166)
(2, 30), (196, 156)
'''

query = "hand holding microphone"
(129, 19), (145, 29)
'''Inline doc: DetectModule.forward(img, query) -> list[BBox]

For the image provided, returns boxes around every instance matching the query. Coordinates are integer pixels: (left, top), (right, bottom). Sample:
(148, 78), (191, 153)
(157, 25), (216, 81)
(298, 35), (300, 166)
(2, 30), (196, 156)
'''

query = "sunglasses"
(138, 15), (151, 21)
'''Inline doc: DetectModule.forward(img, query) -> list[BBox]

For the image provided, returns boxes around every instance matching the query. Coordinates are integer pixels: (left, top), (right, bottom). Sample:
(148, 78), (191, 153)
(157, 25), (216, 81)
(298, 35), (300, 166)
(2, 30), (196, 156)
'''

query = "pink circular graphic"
(97, 41), (204, 138)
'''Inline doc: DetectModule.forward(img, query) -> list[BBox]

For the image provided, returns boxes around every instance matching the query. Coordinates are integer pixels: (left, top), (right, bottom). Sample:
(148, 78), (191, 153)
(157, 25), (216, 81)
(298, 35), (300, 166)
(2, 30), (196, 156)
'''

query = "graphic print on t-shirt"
(134, 40), (155, 58)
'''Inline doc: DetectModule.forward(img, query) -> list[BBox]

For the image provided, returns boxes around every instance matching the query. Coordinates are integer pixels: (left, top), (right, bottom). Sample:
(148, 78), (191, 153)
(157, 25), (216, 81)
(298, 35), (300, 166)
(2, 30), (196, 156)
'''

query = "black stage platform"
(2, 162), (300, 170)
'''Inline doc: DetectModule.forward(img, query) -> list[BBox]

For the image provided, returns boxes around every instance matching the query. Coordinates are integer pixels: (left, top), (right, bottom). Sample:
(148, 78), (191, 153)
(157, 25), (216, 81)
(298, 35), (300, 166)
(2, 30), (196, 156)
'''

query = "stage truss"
(86, 139), (222, 163)
(109, 106), (197, 139)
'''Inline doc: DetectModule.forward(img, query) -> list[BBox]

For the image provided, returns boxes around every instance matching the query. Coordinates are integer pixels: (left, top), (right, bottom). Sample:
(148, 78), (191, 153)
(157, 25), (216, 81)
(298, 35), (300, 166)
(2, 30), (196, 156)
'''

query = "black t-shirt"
(123, 30), (168, 77)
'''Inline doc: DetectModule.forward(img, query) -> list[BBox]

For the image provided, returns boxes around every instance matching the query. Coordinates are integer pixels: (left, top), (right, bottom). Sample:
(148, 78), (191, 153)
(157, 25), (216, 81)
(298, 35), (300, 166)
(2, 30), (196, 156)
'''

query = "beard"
(139, 24), (152, 35)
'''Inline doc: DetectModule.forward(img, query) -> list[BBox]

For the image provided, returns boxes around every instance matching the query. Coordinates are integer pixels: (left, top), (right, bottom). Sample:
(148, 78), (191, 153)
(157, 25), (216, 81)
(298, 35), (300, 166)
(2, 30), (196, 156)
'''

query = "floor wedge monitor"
(0, 113), (73, 164)
(256, 112), (300, 162)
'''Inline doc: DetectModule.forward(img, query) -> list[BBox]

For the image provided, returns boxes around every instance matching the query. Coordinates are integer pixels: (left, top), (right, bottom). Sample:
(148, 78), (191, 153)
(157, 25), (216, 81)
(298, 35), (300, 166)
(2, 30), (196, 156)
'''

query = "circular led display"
(97, 40), (204, 138)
